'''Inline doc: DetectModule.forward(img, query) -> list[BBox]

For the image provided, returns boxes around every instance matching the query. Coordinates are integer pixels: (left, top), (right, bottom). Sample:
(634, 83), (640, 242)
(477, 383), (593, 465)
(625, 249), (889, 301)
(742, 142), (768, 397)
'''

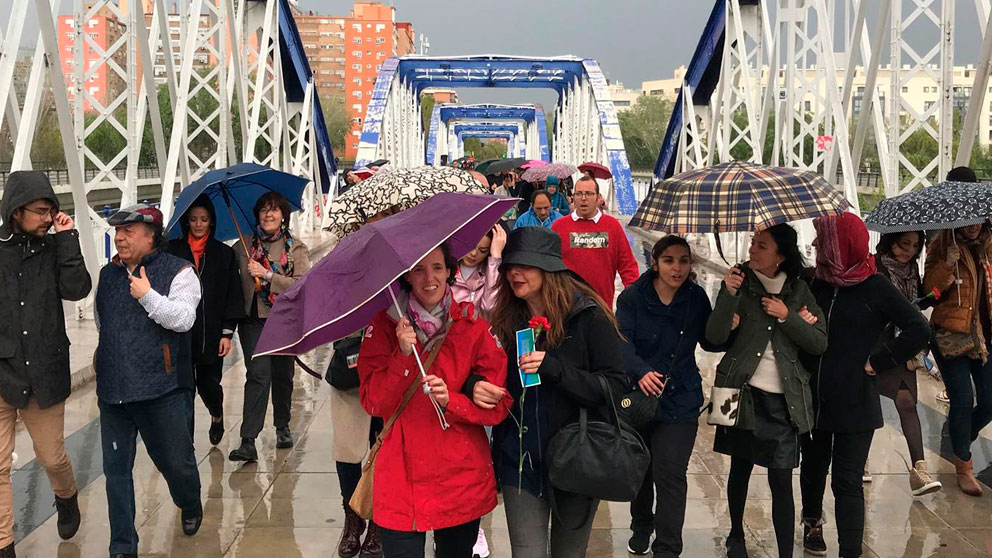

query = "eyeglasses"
(22, 207), (56, 218)
(573, 192), (598, 199)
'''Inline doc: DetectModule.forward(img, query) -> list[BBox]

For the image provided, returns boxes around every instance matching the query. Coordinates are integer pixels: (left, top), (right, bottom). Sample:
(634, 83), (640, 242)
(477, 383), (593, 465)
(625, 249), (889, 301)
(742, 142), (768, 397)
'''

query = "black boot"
(208, 417), (225, 446)
(726, 536), (749, 558)
(54, 492), (81, 540)
(359, 521), (383, 558)
(0, 541), (14, 558)
(338, 504), (366, 557)
(181, 502), (203, 536)
(803, 518), (827, 556)
(275, 427), (294, 449)
(228, 438), (257, 462)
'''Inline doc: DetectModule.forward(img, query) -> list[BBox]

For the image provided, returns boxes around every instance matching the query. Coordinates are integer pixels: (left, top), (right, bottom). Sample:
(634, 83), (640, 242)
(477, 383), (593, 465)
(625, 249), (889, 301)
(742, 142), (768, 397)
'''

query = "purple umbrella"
(254, 193), (517, 358)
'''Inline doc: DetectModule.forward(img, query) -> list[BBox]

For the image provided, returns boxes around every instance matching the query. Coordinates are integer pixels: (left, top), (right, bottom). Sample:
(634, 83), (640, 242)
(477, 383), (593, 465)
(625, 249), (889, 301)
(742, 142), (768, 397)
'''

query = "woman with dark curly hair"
(229, 191), (310, 463)
(873, 230), (941, 496)
(705, 224), (827, 558)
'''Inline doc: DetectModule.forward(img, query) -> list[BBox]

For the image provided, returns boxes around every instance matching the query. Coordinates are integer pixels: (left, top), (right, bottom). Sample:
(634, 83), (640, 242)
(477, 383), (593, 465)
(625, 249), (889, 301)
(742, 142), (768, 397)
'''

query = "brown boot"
(338, 504), (366, 558)
(953, 456), (983, 497)
(360, 521), (383, 558)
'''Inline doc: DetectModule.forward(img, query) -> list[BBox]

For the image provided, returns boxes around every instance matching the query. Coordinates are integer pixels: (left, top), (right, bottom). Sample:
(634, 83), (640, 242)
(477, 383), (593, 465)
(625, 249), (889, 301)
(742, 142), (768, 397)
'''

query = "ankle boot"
(54, 492), (81, 540)
(953, 456), (983, 496)
(360, 521), (383, 558)
(338, 504), (365, 558)
(0, 541), (14, 558)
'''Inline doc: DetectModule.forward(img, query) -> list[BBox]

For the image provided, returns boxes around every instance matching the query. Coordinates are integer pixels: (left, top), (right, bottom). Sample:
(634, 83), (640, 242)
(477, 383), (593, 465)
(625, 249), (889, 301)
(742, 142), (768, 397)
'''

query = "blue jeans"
(933, 347), (992, 461)
(99, 389), (201, 555)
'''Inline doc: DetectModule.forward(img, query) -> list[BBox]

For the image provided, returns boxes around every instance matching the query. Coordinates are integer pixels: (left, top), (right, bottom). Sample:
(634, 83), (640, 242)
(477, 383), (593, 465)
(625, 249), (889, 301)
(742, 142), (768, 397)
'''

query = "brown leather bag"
(349, 337), (447, 520)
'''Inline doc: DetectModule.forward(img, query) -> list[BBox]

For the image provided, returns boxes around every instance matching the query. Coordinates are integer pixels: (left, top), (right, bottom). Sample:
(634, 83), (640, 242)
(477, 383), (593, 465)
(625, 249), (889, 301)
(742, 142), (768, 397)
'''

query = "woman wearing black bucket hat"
(479, 227), (627, 558)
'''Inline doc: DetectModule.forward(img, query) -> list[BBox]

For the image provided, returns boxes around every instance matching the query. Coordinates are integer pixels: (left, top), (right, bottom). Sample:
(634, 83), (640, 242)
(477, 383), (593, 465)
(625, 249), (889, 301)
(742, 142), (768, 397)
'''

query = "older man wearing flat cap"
(94, 204), (203, 558)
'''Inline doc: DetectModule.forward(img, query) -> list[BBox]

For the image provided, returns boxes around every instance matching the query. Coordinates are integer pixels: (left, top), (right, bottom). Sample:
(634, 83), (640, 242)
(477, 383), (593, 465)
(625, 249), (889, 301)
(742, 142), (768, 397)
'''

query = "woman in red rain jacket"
(358, 243), (512, 558)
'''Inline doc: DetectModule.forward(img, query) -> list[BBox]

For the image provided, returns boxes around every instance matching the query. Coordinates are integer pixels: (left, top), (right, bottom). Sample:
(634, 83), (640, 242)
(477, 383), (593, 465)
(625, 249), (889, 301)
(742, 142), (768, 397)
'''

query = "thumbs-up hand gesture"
(129, 266), (152, 300)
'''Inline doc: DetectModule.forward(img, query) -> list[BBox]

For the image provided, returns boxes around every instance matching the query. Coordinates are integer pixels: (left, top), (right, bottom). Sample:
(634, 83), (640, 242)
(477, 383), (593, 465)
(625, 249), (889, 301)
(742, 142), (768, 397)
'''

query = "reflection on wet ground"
(9, 263), (992, 557)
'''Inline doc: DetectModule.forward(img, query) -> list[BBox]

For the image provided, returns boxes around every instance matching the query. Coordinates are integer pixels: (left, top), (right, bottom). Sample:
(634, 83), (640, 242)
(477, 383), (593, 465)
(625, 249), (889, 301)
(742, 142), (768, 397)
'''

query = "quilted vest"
(95, 250), (193, 404)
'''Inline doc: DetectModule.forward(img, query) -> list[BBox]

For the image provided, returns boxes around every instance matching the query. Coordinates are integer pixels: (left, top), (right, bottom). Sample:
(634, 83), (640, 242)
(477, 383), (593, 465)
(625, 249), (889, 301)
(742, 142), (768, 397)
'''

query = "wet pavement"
(9, 252), (992, 557)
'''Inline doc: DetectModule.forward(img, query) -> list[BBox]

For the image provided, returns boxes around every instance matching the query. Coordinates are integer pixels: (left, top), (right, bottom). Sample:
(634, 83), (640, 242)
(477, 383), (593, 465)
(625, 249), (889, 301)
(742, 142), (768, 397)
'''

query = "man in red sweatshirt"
(551, 175), (640, 306)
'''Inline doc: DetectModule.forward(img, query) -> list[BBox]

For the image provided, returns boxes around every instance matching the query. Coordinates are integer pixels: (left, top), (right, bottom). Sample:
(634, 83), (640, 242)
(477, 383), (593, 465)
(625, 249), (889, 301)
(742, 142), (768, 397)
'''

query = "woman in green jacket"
(705, 223), (828, 558)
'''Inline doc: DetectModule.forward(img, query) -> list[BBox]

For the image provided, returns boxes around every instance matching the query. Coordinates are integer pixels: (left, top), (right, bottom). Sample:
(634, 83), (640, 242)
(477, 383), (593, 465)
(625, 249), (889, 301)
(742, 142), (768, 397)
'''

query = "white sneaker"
(863, 464), (872, 483)
(473, 527), (490, 558)
(10, 452), (16, 468)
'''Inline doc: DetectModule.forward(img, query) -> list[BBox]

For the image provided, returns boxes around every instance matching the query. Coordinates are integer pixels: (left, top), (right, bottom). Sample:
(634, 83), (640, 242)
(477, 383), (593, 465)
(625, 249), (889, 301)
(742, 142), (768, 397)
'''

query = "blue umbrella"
(165, 162), (308, 242)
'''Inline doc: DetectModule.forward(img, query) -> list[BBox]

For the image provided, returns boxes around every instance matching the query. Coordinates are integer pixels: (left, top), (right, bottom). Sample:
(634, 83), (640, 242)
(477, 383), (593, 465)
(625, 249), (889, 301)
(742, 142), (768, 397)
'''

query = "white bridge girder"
(668, 0), (992, 263)
(357, 56), (636, 213)
(6, 0), (330, 318)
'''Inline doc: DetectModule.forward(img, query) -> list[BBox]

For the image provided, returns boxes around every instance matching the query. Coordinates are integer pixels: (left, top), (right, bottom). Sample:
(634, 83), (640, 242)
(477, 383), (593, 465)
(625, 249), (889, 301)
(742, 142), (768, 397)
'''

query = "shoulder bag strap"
(377, 333), (448, 440)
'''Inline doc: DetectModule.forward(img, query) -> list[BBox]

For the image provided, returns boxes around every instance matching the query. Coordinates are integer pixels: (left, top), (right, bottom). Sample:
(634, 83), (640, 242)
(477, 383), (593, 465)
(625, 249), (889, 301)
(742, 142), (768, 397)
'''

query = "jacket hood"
(0, 171), (59, 236)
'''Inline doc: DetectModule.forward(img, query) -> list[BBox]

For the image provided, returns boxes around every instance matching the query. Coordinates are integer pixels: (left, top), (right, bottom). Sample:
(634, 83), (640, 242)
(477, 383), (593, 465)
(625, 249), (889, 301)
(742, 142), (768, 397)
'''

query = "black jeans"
(630, 420), (698, 557)
(194, 359), (225, 418)
(238, 318), (295, 439)
(931, 349), (992, 460)
(800, 429), (874, 558)
(379, 518), (480, 558)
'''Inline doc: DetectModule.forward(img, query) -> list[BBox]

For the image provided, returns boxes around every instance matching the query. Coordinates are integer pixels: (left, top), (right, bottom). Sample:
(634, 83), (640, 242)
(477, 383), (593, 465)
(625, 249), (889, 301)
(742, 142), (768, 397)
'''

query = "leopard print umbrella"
(325, 166), (489, 239)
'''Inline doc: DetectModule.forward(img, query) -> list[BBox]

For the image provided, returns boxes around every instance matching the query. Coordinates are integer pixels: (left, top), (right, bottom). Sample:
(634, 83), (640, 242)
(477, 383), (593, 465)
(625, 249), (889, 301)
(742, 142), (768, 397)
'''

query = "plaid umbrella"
(324, 166), (489, 239)
(864, 181), (992, 233)
(628, 161), (850, 233)
(521, 162), (578, 183)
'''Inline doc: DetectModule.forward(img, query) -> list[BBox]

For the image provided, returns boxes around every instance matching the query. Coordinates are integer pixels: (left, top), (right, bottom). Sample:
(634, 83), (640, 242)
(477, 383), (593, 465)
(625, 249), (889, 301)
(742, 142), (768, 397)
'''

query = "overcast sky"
(9, 0), (988, 108)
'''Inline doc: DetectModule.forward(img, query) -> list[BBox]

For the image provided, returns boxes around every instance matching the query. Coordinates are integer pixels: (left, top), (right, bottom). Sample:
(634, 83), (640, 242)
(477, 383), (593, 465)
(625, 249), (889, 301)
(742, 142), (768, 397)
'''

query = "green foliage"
(546, 111), (554, 157)
(462, 138), (507, 160)
(618, 95), (672, 170)
(321, 94), (352, 158)
(420, 92), (436, 132)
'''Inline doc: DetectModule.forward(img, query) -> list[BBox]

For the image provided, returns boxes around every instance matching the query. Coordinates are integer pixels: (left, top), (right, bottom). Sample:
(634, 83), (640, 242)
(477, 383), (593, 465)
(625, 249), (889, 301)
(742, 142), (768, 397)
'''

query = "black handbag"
(324, 335), (363, 390)
(615, 299), (691, 430)
(546, 375), (650, 502)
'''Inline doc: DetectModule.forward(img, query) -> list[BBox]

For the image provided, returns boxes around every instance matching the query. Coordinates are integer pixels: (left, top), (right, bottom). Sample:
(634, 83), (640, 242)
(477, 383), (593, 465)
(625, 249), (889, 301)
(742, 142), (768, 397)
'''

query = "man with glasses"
(0, 171), (92, 557)
(551, 175), (639, 307)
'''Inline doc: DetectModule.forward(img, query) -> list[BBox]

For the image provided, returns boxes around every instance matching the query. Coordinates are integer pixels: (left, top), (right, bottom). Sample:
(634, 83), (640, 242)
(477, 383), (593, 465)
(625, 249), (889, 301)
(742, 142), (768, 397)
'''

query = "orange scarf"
(188, 234), (208, 268)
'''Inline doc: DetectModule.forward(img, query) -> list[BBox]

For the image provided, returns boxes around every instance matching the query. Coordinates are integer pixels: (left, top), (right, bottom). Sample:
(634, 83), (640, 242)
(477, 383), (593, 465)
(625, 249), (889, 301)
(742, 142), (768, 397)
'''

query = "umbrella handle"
(223, 193), (263, 293)
(388, 285), (450, 430)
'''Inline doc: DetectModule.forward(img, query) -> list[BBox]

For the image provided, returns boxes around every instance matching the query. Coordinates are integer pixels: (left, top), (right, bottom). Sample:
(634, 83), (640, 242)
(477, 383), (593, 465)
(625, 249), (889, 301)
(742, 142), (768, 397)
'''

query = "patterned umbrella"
(521, 162), (578, 183)
(324, 166), (489, 239)
(864, 181), (992, 233)
(628, 161), (849, 233)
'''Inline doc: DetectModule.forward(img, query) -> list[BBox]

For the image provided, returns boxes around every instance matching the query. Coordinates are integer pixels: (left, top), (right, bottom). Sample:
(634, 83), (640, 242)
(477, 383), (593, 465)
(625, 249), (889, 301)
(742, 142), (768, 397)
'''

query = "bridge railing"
(0, 166), (163, 188)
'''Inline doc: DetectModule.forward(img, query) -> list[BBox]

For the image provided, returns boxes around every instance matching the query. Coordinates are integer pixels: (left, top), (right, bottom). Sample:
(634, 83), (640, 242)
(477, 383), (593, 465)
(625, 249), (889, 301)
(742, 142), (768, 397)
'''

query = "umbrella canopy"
(521, 160), (547, 169)
(165, 163), (307, 241)
(484, 157), (528, 175)
(864, 181), (992, 233)
(368, 159), (389, 168)
(578, 161), (612, 180)
(255, 193), (518, 356)
(628, 161), (850, 233)
(521, 162), (578, 183)
(473, 158), (501, 174)
(324, 166), (490, 239)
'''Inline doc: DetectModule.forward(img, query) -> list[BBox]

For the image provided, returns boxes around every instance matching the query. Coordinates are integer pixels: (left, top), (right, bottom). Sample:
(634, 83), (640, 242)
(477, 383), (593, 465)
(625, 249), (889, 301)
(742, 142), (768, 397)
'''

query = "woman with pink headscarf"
(797, 212), (930, 558)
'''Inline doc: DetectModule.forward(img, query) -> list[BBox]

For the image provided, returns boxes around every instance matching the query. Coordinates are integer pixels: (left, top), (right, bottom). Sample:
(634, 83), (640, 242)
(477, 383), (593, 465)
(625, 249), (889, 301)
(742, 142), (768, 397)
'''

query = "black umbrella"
(864, 181), (992, 233)
(484, 157), (527, 175)
(865, 180), (992, 304)
(368, 159), (389, 168)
